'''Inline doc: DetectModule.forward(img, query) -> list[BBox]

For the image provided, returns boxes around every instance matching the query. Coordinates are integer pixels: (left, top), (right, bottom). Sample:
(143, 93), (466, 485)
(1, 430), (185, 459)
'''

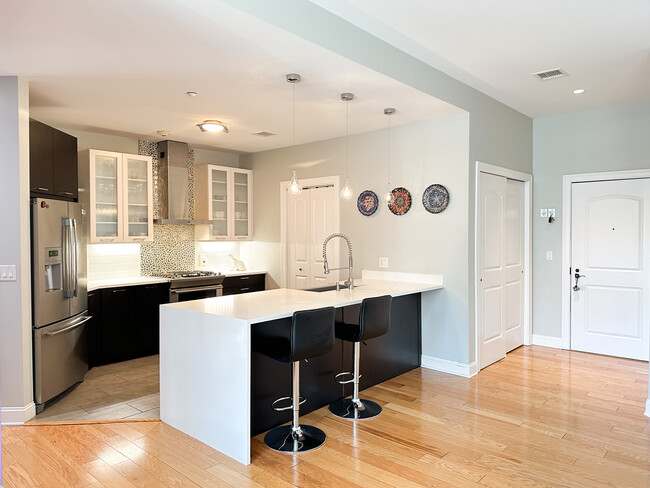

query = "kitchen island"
(159, 273), (443, 465)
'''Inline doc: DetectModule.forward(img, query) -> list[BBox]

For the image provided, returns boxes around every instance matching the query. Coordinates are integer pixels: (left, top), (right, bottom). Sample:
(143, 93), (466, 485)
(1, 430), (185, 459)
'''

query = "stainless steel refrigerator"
(31, 197), (89, 413)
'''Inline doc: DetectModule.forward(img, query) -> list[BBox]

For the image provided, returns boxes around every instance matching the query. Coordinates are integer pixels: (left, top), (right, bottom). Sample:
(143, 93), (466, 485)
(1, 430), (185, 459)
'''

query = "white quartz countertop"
(87, 276), (170, 291)
(161, 278), (443, 324)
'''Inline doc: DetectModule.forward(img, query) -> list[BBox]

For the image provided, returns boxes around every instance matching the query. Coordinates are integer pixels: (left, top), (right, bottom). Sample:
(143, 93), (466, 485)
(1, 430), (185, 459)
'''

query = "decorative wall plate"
(357, 190), (379, 216)
(422, 184), (449, 214)
(388, 187), (411, 215)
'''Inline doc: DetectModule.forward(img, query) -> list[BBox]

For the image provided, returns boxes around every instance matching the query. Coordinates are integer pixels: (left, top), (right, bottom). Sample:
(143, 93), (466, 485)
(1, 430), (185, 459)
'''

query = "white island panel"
(159, 307), (252, 465)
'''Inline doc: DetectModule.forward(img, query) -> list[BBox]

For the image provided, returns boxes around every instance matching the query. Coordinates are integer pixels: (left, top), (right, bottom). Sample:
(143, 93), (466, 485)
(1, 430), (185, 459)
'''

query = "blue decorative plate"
(422, 184), (449, 214)
(357, 190), (379, 216)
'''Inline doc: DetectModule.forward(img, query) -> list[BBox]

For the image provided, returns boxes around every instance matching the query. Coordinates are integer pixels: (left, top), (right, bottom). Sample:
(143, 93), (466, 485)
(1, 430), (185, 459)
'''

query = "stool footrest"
(335, 371), (361, 385)
(272, 396), (306, 412)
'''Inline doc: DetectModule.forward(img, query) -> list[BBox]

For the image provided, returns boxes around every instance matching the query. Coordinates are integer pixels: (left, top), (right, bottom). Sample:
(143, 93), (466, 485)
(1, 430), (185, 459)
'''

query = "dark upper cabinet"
(53, 129), (78, 199)
(29, 119), (53, 194)
(29, 119), (78, 200)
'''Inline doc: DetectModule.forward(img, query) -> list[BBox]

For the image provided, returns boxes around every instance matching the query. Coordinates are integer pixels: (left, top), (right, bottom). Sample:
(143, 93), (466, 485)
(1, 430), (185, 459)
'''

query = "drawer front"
(222, 274), (265, 289)
(223, 283), (264, 296)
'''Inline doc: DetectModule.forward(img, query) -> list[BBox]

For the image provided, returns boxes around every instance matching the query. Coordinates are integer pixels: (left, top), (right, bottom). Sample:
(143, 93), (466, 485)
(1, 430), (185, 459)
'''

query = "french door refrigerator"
(31, 197), (89, 413)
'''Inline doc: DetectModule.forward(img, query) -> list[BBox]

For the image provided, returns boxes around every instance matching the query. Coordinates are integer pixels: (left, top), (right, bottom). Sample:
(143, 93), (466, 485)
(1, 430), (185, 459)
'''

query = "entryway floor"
(32, 355), (159, 422)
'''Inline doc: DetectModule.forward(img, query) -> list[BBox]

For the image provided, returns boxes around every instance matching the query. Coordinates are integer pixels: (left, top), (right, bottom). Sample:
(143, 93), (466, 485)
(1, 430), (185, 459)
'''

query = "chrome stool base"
(329, 398), (382, 420)
(264, 424), (327, 453)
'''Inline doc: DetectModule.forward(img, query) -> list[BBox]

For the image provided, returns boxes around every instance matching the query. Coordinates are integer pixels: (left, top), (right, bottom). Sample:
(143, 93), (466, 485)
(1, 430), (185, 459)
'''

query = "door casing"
(474, 161), (532, 371)
(280, 175), (340, 288)
(561, 169), (650, 349)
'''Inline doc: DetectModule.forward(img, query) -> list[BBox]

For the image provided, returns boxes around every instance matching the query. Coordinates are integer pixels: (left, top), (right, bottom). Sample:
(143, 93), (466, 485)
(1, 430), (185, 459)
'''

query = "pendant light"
(340, 92), (354, 200)
(384, 108), (396, 203)
(287, 73), (302, 195)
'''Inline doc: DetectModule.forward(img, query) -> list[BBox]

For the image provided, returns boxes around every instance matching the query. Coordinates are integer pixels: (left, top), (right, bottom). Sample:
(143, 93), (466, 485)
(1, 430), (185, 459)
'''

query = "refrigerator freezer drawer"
(33, 312), (90, 408)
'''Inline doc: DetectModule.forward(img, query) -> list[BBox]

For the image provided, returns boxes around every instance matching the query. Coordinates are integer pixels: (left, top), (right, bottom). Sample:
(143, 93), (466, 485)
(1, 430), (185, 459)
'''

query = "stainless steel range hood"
(154, 140), (209, 225)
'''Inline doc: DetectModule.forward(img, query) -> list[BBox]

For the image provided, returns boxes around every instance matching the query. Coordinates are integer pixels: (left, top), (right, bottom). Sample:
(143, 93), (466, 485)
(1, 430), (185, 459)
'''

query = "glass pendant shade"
(340, 177), (353, 200)
(288, 170), (302, 195)
(384, 186), (393, 203)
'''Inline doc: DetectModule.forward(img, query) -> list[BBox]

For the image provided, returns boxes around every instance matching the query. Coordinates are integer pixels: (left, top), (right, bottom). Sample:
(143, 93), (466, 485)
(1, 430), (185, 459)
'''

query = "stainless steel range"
(152, 270), (225, 302)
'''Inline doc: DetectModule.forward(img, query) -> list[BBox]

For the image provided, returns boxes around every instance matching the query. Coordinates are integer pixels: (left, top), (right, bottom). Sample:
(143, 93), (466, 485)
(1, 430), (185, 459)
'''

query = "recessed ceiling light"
(186, 91), (198, 97)
(572, 89), (585, 94)
(197, 120), (229, 133)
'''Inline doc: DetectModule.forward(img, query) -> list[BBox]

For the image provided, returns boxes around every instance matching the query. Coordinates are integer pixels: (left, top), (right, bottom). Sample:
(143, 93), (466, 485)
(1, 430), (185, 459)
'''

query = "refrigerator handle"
(62, 218), (73, 298)
(72, 218), (79, 297)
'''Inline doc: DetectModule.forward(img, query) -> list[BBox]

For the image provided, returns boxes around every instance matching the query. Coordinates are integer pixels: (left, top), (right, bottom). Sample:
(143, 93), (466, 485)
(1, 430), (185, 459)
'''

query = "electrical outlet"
(548, 208), (556, 218)
(199, 253), (207, 268)
(540, 208), (548, 218)
(379, 257), (388, 268)
(546, 251), (553, 261)
(0, 265), (17, 281)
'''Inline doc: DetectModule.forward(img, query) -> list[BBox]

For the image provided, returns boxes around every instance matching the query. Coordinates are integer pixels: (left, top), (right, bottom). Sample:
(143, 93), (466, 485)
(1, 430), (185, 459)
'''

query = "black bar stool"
(253, 306), (335, 453)
(329, 295), (392, 420)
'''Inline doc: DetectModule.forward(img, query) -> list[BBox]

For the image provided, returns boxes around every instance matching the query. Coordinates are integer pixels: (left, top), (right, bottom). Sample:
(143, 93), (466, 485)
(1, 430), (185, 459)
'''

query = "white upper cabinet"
(80, 149), (153, 243)
(195, 165), (253, 241)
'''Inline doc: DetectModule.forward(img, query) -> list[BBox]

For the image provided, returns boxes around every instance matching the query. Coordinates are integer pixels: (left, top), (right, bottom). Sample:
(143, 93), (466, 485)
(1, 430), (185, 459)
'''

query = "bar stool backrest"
(358, 295), (392, 342)
(290, 306), (336, 362)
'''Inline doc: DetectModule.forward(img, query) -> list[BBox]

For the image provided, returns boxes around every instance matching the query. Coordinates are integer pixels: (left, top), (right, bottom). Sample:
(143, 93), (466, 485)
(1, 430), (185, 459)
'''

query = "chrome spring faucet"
(323, 233), (354, 290)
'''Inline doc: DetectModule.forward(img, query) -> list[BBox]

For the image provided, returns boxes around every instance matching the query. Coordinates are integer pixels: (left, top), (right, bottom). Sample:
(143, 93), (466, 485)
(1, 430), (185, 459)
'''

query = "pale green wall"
(225, 0), (532, 364)
(241, 114), (470, 362)
(532, 101), (650, 337)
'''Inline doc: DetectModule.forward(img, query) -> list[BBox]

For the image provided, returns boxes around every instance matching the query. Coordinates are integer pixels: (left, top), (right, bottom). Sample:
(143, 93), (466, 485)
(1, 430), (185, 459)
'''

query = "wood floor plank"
(2, 346), (649, 488)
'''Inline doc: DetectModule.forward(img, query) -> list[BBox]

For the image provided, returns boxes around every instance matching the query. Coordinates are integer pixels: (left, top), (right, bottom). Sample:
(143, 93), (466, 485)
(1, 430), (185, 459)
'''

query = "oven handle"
(171, 285), (223, 294)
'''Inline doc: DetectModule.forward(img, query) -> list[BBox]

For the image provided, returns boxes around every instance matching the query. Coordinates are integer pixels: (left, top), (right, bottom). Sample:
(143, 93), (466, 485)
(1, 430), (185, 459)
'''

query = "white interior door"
(287, 186), (338, 289)
(287, 190), (310, 289)
(478, 172), (525, 369)
(309, 186), (338, 288)
(504, 179), (525, 352)
(570, 179), (650, 361)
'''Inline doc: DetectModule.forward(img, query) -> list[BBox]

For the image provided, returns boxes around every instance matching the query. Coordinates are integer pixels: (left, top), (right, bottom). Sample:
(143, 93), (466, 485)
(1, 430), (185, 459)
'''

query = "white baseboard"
(1, 402), (36, 425)
(532, 334), (562, 349)
(421, 355), (477, 378)
(645, 399), (650, 418)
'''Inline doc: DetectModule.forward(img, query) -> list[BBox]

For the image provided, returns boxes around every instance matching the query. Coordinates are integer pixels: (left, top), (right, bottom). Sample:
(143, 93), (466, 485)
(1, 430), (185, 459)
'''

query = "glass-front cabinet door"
(123, 154), (153, 242)
(210, 167), (229, 240)
(232, 169), (252, 240)
(90, 150), (123, 243)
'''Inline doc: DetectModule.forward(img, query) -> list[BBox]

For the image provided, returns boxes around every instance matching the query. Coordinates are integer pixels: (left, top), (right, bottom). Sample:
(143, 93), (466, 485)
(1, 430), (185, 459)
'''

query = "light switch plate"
(379, 257), (388, 268)
(0, 265), (17, 281)
(548, 208), (556, 218)
(540, 208), (548, 218)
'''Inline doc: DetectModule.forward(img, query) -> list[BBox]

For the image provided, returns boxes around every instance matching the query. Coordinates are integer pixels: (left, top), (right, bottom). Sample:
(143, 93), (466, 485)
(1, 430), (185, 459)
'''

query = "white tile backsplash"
(87, 243), (142, 280)
(195, 241), (242, 272)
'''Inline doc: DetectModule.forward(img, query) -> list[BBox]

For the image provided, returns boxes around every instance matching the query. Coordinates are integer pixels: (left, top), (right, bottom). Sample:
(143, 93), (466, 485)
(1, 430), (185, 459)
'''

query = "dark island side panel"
(250, 292), (421, 436)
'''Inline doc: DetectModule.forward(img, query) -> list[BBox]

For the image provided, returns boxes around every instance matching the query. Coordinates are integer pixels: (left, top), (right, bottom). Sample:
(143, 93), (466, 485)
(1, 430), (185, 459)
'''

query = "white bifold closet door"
(478, 173), (525, 369)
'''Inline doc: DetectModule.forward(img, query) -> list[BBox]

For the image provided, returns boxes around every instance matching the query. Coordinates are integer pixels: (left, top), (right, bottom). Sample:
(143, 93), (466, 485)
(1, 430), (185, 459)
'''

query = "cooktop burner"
(152, 270), (221, 279)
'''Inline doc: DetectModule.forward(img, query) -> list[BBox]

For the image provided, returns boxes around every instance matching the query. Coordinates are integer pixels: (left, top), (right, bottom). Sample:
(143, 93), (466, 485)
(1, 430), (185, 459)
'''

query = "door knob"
(573, 268), (586, 291)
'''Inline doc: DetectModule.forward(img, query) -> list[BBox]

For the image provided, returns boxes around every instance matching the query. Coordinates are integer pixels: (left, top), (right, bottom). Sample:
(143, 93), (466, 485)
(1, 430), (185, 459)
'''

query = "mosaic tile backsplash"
(138, 139), (197, 274)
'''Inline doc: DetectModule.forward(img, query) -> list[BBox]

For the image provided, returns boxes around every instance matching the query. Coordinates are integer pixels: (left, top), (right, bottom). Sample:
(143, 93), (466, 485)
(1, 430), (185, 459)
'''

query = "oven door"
(170, 284), (223, 303)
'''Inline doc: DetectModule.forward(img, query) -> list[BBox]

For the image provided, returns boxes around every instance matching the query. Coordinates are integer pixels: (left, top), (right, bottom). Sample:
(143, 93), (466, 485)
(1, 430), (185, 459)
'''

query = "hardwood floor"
(32, 355), (160, 422)
(2, 346), (649, 487)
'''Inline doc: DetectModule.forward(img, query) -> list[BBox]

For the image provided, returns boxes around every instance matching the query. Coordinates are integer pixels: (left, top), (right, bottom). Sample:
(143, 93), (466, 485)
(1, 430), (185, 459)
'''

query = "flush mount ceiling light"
(384, 107), (396, 203)
(287, 73), (303, 196)
(157, 130), (171, 137)
(572, 89), (586, 94)
(186, 91), (198, 97)
(197, 120), (229, 133)
(340, 92), (354, 200)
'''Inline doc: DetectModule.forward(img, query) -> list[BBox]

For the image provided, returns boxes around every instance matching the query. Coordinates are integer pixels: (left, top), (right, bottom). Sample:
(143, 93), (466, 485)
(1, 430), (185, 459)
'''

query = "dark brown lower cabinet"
(222, 273), (265, 295)
(88, 283), (169, 367)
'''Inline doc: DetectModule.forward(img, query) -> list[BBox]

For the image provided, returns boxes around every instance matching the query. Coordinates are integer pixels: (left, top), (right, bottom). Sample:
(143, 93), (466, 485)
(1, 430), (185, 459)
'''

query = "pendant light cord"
(292, 81), (296, 157)
(388, 112), (391, 188)
(346, 98), (350, 178)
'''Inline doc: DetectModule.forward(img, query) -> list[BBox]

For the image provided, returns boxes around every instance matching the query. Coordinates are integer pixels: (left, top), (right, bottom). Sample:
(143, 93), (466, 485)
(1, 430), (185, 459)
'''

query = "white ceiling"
(0, 0), (462, 154)
(311, 0), (650, 118)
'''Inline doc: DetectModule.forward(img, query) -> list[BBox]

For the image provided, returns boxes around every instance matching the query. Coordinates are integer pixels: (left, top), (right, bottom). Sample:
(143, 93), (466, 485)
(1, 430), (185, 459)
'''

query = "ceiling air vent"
(252, 131), (277, 137)
(532, 68), (568, 81)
